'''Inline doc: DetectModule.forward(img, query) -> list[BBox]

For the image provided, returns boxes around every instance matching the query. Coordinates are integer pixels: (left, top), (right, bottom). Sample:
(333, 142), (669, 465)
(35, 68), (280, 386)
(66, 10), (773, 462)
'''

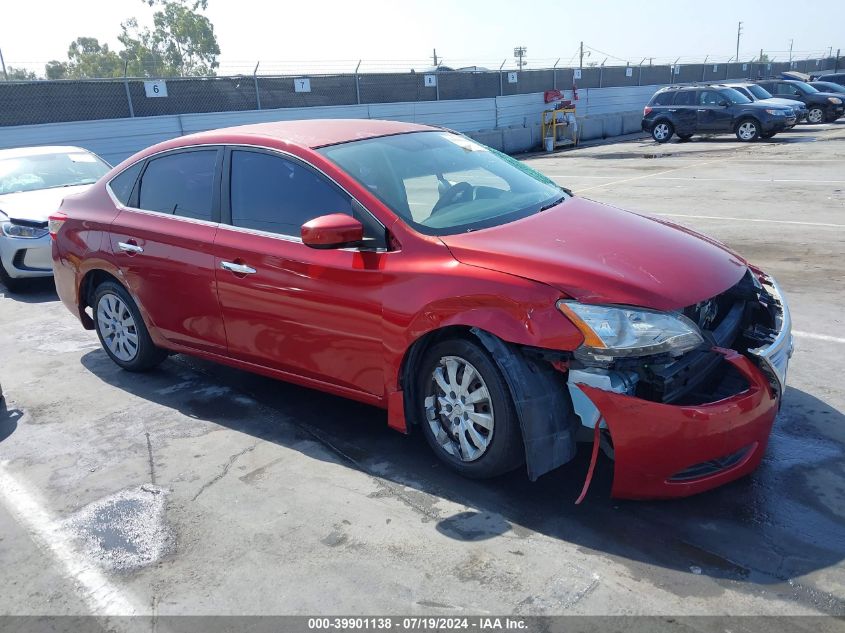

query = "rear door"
(108, 147), (228, 353)
(696, 89), (734, 132)
(213, 147), (387, 397)
(670, 90), (698, 133)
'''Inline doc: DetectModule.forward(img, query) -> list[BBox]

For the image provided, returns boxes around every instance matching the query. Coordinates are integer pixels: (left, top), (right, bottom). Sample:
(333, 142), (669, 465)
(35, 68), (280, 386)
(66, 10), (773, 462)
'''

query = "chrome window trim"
(106, 142), (389, 250)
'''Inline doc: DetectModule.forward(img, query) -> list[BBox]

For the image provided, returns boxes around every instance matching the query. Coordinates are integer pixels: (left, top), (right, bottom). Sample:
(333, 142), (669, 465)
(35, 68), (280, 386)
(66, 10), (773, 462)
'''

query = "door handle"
(117, 241), (143, 254)
(697, 108), (707, 112)
(221, 261), (257, 275)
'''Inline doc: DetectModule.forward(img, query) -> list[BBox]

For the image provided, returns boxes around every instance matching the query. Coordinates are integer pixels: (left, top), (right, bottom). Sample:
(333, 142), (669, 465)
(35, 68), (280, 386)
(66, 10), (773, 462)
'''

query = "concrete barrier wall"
(0, 80), (751, 163)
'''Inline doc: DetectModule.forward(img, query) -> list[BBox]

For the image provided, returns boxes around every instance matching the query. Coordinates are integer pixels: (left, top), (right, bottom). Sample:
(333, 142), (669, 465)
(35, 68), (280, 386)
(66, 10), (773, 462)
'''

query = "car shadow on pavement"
(0, 398), (22, 443)
(0, 278), (58, 304)
(80, 349), (845, 594)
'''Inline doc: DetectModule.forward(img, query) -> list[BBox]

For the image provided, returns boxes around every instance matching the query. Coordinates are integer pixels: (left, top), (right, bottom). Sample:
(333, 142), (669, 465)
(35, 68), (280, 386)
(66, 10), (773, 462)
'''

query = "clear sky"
(1, 0), (843, 75)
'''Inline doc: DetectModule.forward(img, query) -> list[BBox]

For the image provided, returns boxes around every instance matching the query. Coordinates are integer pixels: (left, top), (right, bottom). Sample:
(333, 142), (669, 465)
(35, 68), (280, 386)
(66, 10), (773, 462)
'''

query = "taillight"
(643, 106), (653, 116)
(48, 212), (67, 240)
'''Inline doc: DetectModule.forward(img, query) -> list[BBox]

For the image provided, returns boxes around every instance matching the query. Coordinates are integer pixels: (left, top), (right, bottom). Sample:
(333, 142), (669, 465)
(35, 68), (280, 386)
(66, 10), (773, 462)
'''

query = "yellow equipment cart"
(541, 106), (578, 151)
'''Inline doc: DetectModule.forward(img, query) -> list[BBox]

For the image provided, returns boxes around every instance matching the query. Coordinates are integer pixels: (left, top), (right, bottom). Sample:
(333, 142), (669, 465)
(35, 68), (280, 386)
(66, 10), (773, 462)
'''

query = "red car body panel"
(582, 349), (777, 499)
(51, 119), (787, 500)
(440, 198), (748, 311)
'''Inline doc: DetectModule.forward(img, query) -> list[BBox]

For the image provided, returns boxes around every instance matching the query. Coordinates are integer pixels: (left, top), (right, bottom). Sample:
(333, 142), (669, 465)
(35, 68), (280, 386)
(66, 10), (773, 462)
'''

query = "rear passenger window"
(229, 150), (356, 236)
(108, 162), (142, 206)
(652, 92), (675, 106)
(673, 90), (696, 106)
(138, 150), (217, 221)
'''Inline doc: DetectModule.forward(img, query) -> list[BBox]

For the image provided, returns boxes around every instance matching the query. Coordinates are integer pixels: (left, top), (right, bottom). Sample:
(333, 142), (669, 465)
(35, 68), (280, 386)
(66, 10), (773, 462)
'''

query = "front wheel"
(652, 121), (674, 143)
(736, 119), (761, 141)
(417, 339), (524, 479)
(807, 107), (825, 124)
(0, 261), (26, 293)
(93, 281), (167, 372)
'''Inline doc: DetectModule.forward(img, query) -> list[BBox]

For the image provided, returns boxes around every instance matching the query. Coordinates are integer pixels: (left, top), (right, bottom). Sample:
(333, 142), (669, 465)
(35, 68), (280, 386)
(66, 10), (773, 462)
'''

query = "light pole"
(736, 21), (743, 63)
(514, 47), (527, 70)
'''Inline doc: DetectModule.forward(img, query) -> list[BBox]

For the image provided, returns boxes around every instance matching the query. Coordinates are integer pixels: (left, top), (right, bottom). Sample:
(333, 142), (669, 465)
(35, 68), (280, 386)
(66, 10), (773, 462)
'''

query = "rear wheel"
(807, 107), (825, 124)
(735, 119), (761, 141)
(417, 338), (523, 479)
(93, 281), (166, 372)
(652, 121), (674, 143)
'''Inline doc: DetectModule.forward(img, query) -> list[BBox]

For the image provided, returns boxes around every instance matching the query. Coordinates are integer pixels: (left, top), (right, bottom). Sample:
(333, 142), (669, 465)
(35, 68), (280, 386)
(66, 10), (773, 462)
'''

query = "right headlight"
(828, 97), (843, 105)
(557, 301), (704, 363)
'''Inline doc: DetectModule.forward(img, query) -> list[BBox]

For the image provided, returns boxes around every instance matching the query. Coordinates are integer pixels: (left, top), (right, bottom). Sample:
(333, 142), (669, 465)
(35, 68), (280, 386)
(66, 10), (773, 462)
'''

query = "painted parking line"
(576, 158), (730, 192)
(651, 177), (845, 184)
(653, 213), (845, 229)
(793, 331), (845, 344)
(0, 463), (141, 617)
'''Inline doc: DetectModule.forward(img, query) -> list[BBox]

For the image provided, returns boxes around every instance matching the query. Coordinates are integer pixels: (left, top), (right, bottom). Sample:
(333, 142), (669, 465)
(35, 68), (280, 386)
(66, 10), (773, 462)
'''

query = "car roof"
(176, 119), (438, 150)
(0, 145), (92, 160)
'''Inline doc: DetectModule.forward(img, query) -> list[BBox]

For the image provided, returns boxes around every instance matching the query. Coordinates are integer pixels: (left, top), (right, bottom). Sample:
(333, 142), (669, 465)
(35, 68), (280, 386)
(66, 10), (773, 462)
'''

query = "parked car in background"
(52, 120), (792, 500)
(0, 146), (110, 292)
(815, 73), (845, 87)
(809, 81), (845, 96)
(721, 82), (808, 122)
(756, 79), (845, 123)
(642, 85), (796, 143)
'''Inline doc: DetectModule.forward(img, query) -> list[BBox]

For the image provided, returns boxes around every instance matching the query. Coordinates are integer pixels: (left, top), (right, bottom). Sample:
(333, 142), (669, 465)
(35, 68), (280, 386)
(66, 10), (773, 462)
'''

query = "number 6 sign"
(143, 80), (168, 98)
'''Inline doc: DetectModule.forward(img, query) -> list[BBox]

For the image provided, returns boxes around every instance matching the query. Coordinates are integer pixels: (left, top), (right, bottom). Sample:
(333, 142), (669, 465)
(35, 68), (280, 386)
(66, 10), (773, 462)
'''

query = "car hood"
(439, 197), (748, 311)
(0, 184), (90, 223)
(758, 97), (805, 108)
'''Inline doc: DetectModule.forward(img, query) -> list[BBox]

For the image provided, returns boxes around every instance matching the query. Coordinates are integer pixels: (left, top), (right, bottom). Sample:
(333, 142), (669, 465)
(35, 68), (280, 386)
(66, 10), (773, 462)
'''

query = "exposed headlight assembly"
(558, 301), (704, 363)
(828, 97), (843, 105)
(1, 221), (49, 239)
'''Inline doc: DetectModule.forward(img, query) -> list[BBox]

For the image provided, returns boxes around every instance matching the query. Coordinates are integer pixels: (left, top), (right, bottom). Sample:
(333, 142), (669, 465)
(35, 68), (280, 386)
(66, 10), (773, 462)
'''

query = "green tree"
(44, 0), (220, 79)
(120, 0), (220, 77)
(5, 66), (37, 80)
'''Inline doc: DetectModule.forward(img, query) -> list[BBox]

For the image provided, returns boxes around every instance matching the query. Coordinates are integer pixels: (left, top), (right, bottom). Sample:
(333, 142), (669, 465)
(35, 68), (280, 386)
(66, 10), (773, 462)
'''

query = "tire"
(0, 260), (26, 293)
(676, 133), (693, 141)
(93, 280), (166, 372)
(416, 338), (524, 479)
(651, 121), (674, 143)
(735, 118), (761, 141)
(807, 107), (825, 124)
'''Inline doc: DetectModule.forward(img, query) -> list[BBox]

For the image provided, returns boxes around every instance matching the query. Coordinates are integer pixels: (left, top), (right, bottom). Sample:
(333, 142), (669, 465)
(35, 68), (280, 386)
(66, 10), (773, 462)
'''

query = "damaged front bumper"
(568, 275), (793, 500)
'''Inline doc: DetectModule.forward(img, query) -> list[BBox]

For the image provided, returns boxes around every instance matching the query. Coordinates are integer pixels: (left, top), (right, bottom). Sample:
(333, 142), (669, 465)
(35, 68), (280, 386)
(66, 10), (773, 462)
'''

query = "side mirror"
(301, 213), (364, 249)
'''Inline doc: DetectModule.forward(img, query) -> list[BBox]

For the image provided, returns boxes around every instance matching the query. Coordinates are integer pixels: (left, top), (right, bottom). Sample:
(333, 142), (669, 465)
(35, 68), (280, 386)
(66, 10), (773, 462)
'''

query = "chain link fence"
(1, 56), (841, 127)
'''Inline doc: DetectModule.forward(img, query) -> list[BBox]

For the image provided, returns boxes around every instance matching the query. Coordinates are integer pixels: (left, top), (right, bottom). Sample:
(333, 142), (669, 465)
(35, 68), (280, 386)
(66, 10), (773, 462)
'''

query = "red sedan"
(50, 120), (793, 500)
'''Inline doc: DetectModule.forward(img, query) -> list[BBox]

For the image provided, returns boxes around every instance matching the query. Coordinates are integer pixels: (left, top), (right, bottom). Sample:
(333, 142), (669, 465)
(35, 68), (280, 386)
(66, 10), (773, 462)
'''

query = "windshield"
(815, 82), (845, 93)
(720, 88), (752, 104)
(747, 84), (773, 100)
(0, 150), (110, 195)
(792, 81), (818, 94)
(318, 131), (567, 236)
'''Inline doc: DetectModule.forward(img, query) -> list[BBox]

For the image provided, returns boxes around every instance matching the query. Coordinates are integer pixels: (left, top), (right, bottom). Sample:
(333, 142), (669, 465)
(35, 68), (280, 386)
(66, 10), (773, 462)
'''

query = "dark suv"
(756, 79), (845, 123)
(642, 85), (796, 143)
(816, 73), (845, 87)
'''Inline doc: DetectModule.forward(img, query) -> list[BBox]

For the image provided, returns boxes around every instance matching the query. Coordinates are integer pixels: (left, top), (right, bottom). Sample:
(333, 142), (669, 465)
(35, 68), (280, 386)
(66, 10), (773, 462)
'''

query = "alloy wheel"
(808, 108), (824, 124)
(738, 122), (758, 140)
(424, 355), (494, 462)
(96, 293), (139, 362)
(653, 123), (670, 141)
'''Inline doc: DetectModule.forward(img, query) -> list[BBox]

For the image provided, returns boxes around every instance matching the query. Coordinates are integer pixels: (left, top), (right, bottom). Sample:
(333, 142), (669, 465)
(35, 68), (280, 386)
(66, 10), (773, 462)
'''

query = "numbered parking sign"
(143, 80), (167, 98)
(424, 74), (437, 87)
(507, 72), (518, 83)
(625, 67), (633, 77)
(294, 78), (311, 93)
(573, 69), (582, 80)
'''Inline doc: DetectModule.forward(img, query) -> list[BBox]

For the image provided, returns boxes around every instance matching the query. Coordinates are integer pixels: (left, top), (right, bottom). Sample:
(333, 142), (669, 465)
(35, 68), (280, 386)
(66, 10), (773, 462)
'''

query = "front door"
(696, 90), (733, 132)
(213, 148), (387, 397)
(109, 147), (227, 353)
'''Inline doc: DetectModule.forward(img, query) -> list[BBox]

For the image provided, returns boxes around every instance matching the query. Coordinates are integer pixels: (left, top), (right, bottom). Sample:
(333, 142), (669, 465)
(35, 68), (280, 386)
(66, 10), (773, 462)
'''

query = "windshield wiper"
(538, 195), (567, 212)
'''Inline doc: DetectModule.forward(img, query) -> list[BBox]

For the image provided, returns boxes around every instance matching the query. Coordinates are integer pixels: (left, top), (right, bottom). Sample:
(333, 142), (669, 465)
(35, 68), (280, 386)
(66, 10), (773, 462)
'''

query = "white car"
(0, 146), (110, 292)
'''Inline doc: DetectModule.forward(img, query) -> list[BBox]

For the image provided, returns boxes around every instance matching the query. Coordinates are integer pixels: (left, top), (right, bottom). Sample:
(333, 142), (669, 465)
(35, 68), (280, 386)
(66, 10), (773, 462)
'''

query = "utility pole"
(759, 48), (764, 62)
(788, 39), (794, 64)
(579, 41), (584, 70)
(432, 49), (439, 67)
(0, 48), (7, 81)
(736, 21), (743, 63)
(836, 49), (841, 72)
(514, 46), (527, 70)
